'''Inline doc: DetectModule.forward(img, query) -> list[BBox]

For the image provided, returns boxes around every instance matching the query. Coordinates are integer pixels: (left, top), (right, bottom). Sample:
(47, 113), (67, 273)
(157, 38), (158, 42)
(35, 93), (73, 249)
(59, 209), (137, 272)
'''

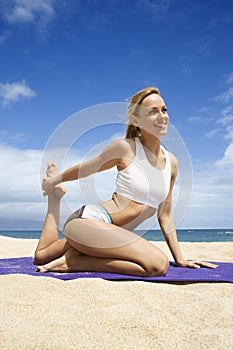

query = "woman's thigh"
(64, 218), (168, 270)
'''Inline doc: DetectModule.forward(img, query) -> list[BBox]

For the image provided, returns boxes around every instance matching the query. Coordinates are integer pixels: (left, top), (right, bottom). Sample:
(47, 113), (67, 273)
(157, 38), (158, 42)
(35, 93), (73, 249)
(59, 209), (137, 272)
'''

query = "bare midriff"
(100, 192), (156, 230)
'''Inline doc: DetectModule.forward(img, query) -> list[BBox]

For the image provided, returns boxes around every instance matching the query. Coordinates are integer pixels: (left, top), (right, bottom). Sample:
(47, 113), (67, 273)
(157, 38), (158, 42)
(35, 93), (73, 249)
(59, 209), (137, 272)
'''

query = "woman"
(35, 86), (217, 275)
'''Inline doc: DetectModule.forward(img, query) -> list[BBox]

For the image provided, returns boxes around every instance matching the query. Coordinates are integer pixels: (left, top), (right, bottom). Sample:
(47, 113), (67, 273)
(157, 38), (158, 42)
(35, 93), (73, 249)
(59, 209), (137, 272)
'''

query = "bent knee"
(144, 255), (169, 277)
(33, 250), (47, 266)
(33, 254), (42, 266)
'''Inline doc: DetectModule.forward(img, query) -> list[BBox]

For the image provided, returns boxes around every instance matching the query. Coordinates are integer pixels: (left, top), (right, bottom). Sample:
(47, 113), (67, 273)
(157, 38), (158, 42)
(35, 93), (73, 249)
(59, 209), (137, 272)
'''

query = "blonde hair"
(126, 86), (160, 139)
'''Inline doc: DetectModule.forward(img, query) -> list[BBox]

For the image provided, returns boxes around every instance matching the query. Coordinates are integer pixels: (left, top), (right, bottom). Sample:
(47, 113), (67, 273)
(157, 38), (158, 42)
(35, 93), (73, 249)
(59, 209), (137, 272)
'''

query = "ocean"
(0, 229), (233, 242)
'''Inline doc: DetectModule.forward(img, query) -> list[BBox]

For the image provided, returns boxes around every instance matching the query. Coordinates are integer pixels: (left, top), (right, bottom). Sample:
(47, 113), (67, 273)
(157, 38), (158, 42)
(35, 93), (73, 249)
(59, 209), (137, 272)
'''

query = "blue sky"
(0, 0), (233, 230)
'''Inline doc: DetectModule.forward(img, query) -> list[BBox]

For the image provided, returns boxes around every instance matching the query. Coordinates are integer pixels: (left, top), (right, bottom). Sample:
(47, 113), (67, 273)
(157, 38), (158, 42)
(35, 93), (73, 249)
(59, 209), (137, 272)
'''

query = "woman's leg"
(34, 164), (71, 265)
(38, 219), (169, 277)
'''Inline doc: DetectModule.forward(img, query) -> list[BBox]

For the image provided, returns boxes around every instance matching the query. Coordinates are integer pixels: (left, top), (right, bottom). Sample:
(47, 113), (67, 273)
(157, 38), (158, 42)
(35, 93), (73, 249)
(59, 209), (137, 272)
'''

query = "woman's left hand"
(176, 260), (218, 269)
(42, 176), (56, 196)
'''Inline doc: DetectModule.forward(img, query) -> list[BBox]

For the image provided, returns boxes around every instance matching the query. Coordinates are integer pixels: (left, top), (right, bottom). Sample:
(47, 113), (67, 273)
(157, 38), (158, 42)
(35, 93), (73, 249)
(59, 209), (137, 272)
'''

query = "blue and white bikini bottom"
(64, 204), (112, 229)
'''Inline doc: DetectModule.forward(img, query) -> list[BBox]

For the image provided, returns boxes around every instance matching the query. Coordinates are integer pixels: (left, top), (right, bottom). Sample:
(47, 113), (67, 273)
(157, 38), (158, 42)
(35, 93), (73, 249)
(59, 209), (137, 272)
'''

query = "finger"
(200, 261), (218, 269)
(187, 262), (200, 268)
(46, 163), (56, 176)
(192, 264), (201, 269)
(191, 261), (219, 269)
(43, 188), (53, 196)
(42, 189), (51, 196)
(42, 178), (47, 188)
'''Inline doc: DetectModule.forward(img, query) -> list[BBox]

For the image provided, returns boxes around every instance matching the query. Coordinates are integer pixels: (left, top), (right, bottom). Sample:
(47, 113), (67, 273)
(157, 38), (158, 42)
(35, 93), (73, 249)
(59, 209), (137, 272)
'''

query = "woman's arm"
(42, 139), (126, 195)
(158, 153), (184, 264)
(158, 153), (218, 269)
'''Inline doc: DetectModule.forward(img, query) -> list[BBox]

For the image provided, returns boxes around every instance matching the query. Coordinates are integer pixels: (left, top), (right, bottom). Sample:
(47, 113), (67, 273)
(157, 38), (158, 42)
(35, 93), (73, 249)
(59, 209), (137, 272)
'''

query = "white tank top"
(115, 138), (171, 209)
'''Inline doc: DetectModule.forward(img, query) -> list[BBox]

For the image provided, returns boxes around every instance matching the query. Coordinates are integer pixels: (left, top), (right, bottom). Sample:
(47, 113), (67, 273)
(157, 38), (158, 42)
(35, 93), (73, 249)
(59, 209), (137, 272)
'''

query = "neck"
(139, 132), (161, 157)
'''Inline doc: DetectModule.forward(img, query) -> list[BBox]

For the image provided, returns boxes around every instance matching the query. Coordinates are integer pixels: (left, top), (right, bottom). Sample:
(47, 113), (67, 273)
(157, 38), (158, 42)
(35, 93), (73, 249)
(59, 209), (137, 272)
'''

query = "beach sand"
(0, 236), (232, 350)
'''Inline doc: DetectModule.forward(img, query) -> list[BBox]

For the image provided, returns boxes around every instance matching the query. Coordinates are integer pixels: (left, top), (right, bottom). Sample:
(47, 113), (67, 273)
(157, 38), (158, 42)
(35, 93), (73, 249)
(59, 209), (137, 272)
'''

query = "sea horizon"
(0, 228), (232, 242)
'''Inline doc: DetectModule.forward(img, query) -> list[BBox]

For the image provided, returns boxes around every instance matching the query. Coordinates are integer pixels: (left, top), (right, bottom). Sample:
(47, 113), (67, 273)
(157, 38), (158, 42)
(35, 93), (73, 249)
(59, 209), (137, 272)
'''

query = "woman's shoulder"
(167, 151), (178, 177)
(100, 138), (135, 164)
(167, 151), (178, 165)
(109, 138), (135, 154)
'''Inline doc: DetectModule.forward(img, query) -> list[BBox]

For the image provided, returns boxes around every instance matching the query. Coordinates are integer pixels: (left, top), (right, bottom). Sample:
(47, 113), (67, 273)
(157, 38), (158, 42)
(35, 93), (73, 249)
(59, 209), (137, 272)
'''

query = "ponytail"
(125, 125), (141, 139)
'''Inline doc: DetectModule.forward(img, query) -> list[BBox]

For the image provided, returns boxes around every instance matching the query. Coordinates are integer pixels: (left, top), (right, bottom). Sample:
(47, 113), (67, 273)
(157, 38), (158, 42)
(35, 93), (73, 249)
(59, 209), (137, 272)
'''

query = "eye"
(162, 107), (167, 114)
(148, 109), (157, 115)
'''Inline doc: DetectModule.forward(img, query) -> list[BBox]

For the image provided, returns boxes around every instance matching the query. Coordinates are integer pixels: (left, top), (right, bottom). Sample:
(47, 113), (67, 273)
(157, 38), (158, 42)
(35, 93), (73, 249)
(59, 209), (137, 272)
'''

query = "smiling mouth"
(155, 124), (167, 129)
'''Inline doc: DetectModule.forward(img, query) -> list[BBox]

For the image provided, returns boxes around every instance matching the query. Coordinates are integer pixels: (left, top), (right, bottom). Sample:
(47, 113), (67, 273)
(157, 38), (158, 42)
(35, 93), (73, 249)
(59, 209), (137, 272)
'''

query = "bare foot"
(37, 248), (81, 273)
(46, 162), (66, 198)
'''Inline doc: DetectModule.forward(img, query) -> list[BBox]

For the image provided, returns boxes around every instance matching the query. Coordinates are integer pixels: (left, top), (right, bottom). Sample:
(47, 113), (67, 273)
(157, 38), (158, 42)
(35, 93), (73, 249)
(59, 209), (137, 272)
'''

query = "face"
(133, 93), (169, 138)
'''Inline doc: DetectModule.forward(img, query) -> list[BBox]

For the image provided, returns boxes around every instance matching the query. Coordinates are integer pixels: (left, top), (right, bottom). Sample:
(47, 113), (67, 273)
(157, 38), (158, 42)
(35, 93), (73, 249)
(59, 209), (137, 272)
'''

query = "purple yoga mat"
(0, 257), (232, 282)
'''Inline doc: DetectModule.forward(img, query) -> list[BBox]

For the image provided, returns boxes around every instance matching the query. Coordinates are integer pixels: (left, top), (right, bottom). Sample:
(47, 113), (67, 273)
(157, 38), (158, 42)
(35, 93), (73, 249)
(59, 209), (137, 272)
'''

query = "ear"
(129, 114), (139, 126)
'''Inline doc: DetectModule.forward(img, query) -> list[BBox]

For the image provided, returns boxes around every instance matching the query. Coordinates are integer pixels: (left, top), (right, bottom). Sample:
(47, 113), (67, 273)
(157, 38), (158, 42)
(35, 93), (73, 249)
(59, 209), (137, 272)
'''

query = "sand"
(0, 236), (232, 350)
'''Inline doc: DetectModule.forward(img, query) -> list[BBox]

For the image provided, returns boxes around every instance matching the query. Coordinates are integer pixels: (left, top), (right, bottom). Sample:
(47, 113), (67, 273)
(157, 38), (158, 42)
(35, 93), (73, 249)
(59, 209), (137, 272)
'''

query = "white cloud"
(0, 130), (27, 143)
(226, 72), (233, 84)
(0, 142), (71, 222)
(0, 143), (41, 201)
(216, 104), (233, 140)
(185, 90), (233, 228)
(218, 105), (233, 125)
(1, 0), (55, 35)
(213, 73), (233, 104)
(213, 86), (233, 104)
(215, 142), (233, 168)
(187, 116), (201, 123)
(3, 0), (54, 24)
(181, 73), (233, 228)
(187, 107), (215, 125)
(181, 158), (233, 228)
(204, 128), (221, 139)
(0, 80), (36, 107)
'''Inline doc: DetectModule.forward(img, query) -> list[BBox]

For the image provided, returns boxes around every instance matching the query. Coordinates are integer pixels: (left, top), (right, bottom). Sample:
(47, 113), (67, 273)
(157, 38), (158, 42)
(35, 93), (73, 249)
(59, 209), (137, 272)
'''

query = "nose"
(156, 113), (168, 123)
